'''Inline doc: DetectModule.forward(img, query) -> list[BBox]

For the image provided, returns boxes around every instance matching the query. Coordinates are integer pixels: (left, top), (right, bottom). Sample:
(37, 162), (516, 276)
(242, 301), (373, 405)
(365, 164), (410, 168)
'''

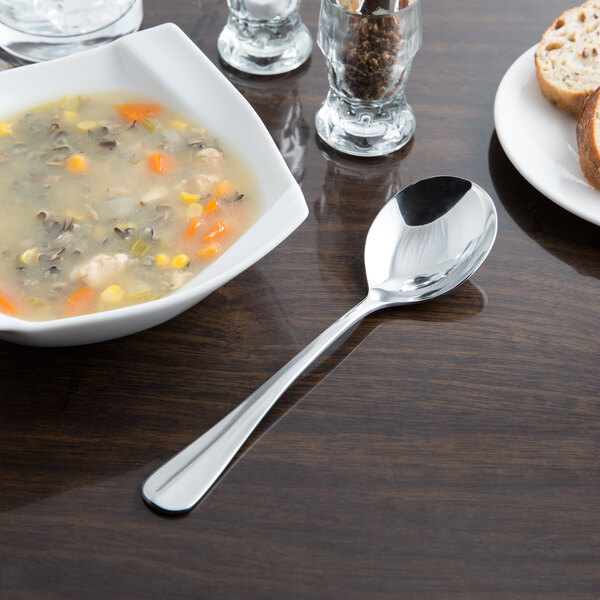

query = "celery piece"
(142, 118), (156, 131)
(127, 288), (153, 302)
(129, 238), (152, 257)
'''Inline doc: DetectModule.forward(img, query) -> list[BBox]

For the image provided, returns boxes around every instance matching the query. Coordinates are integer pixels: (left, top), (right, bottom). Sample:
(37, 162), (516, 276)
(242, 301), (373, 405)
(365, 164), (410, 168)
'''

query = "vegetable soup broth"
(0, 93), (261, 321)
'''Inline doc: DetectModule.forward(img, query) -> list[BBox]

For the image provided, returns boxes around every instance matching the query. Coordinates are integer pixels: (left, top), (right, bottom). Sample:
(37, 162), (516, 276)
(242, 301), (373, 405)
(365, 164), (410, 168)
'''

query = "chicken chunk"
(168, 270), (193, 290)
(72, 253), (134, 289)
(195, 174), (220, 196)
(196, 147), (223, 166)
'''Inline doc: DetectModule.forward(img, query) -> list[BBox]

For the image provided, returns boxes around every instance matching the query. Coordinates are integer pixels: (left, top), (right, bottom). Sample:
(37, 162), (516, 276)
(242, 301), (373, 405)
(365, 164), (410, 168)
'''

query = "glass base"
(217, 15), (312, 76)
(0, 0), (143, 62)
(315, 91), (416, 157)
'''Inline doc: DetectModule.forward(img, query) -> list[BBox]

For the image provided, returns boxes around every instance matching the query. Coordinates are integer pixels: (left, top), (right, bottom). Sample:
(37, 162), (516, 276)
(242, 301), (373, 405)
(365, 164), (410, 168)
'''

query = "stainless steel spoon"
(143, 176), (498, 513)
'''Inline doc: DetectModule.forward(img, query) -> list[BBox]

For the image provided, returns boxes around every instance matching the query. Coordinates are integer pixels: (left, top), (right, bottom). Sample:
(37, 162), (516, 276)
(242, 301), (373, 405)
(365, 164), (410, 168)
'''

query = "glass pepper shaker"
(315, 0), (422, 156)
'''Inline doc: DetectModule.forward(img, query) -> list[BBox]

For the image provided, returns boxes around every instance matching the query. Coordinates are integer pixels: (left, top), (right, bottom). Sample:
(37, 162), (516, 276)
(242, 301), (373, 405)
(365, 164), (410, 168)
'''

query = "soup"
(0, 92), (261, 321)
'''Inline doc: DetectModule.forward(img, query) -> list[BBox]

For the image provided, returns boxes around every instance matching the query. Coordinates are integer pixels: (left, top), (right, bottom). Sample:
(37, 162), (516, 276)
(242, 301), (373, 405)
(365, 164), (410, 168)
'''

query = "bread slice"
(576, 85), (600, 188)
(536, 1), (600, 116)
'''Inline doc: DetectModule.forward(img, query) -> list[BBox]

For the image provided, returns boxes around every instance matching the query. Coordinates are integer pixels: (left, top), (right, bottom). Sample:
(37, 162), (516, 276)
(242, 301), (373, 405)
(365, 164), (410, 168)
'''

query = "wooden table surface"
(0, 0), (599, 598)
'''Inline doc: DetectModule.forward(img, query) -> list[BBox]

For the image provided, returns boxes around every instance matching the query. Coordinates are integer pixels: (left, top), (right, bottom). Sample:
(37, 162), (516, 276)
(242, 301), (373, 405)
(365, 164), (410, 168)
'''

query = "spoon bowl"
(366, 176), (497, 303)
(143, 176), (498, 514)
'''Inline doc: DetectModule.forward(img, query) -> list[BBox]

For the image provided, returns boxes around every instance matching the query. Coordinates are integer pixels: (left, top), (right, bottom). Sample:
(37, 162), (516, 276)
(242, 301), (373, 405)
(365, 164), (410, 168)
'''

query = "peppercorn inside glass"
(315, 0), (422, 156)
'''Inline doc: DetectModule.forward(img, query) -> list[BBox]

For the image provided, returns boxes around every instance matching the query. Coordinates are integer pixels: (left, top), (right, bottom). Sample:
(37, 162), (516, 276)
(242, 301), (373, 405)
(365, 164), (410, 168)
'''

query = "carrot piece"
(0, 292), (17, 316)
(204, 197), (218, 213)
(215, 179), (235, 197)
(149, 152), (173, 174)
(65, 286), (96, 317)
(183, 216), (203, 242)
(203, 220), (227, 242)
(197, 242), (220, 259)
(66, 153), (88, 173)
(115, 103), (161, 122)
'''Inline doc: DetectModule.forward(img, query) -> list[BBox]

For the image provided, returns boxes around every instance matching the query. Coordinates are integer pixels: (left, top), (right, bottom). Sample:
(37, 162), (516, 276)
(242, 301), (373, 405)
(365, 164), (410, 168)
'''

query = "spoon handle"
(142, 294), (382, 513)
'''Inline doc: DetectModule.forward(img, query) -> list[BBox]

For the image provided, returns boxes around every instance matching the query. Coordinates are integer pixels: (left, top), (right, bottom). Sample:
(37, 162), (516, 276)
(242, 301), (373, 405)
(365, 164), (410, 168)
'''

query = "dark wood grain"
(0, 1), (599, 598)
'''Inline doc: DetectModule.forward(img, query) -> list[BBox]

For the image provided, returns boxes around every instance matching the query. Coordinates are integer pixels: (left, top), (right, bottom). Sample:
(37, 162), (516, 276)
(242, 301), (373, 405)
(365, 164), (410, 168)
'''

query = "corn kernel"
(66, 153), (88, 173)
(171, 254), (189, 269)
(63, 110), (77, 121)
(19, 248), (39, 265)
(65, 211), (85, 223)
(180, 191), (201, 204)
(0, 123), (13, 136)
(187, 203), (204, 218)
(76, 120), (98, 132)
(154, 253), (170, 267)
(171, 120), (188, 131)
(100, 284), (124, 304)
(197, 242), (220, 259)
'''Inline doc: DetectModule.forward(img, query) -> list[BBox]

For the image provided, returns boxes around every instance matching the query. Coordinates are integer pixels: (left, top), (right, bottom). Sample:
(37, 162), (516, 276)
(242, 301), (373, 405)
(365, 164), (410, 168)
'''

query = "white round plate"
(494, 45), (600, 227)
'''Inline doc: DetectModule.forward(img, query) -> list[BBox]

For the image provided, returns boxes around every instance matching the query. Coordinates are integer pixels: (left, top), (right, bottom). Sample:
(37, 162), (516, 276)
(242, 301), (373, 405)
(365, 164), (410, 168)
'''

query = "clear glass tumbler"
(315, 0), (421, 157)
(218, 0), (312, 76)
(0, 0), (143, 62)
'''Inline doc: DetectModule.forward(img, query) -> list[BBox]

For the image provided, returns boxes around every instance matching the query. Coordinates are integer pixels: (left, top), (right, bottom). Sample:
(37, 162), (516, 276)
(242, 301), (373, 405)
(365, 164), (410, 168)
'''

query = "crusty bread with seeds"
(576, 86), (600, 188)
(536, 1), (600, 116)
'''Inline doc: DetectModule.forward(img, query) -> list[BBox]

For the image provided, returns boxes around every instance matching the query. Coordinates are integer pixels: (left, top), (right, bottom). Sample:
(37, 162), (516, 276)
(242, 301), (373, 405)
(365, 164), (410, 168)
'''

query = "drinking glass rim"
(0, 0), (140, 39)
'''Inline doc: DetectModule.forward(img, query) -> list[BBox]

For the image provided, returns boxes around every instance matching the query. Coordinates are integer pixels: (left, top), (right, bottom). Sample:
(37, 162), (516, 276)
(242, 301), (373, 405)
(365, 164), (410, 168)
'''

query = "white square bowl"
(0, 23), (308, 346)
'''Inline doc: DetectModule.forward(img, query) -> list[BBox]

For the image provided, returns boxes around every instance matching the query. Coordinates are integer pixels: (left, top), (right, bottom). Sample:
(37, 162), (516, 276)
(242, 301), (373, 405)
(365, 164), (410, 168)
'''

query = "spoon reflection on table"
(142, 176), (498, 514)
